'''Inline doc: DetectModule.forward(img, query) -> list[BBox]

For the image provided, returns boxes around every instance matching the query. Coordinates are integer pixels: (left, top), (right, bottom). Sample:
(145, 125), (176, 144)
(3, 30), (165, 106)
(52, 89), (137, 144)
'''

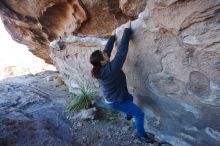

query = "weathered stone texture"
(0, 71), (74, 146)
(119, 0), (147, 18)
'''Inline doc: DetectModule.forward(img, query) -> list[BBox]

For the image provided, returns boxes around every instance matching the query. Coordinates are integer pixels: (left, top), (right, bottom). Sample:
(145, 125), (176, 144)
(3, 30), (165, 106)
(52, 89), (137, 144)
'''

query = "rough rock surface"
(76, 0), (128, 36)
(50, 0), (220, 145)
(0, 71), (74, 145)
(119, 0), (147, 18)
(72, 107), (98, 120)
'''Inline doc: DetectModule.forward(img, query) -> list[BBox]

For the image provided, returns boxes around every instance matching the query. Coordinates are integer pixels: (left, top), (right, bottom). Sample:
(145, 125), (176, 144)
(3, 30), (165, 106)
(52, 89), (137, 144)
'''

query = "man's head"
(90, 50), (109, 66)
(90, 50), (110, 78)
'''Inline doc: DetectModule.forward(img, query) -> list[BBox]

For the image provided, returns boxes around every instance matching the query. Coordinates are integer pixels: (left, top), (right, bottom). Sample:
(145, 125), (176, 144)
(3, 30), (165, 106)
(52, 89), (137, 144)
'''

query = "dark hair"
(90, 50), (104, 78)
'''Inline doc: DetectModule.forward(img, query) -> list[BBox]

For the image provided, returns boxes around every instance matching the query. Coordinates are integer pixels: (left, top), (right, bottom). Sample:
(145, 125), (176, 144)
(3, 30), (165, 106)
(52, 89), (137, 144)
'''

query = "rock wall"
(50, 0), (220, 145)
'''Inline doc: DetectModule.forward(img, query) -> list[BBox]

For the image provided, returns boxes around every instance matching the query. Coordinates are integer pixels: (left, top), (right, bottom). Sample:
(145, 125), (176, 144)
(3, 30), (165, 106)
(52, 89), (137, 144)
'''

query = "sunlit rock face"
(0, 0), (87, 63)
(119, 0), (147, 18)
(50, 0), (220, 145)
(0, 0), (131, 64)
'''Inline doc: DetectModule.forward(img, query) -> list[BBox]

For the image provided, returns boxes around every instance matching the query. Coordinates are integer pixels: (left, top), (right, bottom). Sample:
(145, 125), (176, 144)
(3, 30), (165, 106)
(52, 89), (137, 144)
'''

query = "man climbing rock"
(89, 20), (154, 143)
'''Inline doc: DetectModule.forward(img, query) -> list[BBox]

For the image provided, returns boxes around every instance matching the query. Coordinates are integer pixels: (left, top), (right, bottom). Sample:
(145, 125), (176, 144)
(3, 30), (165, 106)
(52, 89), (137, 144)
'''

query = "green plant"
(67, 83), (96, 111)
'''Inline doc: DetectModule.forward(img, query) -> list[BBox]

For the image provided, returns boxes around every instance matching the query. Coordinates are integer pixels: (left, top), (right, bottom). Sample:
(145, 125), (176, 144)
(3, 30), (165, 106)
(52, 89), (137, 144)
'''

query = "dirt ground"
(67, 109), (152, 146)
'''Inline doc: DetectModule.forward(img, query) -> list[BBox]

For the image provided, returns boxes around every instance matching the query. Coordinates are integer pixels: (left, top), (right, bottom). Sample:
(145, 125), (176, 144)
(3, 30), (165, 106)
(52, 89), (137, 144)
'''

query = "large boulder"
(0, 0), (132, 63)
(50, 0), (220, 145)
(0, 71), (77, 146)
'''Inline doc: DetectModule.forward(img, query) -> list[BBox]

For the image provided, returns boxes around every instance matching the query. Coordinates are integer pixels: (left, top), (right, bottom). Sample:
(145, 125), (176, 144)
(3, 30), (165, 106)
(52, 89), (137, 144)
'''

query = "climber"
(89, 20), (154, 143)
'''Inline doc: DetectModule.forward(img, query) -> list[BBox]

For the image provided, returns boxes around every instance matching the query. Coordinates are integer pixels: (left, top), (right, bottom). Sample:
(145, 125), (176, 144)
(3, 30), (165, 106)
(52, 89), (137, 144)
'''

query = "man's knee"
(140, 111), (144, 118)
(135, 110), (144, 118)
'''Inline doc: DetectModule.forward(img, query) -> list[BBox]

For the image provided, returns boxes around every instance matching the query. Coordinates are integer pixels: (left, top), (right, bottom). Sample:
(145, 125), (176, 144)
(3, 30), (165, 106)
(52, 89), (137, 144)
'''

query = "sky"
(0, 18), (55, 79)
(0, 19), (45, 67)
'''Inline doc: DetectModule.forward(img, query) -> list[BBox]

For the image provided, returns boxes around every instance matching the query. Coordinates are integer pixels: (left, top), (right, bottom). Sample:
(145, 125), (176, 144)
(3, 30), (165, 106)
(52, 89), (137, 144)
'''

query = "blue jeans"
(108, 95), (145, 137)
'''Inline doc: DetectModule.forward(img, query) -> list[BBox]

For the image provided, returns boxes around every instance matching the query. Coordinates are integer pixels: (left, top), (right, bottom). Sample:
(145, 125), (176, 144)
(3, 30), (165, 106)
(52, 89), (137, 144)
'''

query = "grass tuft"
(67, 83), (95, 112)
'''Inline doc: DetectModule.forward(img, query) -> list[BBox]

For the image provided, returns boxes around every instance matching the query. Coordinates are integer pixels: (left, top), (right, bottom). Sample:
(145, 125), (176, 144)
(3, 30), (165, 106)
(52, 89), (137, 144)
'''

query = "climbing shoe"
(126, 115), (133, 121)
(137, 133), (154, 144)
(145, 132), (155, 140)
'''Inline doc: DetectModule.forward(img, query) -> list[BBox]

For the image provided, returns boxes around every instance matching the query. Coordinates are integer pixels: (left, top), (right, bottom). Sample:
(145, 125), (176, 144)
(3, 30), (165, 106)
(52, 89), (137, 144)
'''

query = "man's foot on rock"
(126, 115), (133, 121)
(145, 132), (155, 140)
(137, 133), (154, 144)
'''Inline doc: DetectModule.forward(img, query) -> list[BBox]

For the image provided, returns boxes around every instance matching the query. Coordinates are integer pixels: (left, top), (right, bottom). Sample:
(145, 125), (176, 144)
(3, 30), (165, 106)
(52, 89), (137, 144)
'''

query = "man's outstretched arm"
(103, 31), (116, 57)
(110, 20), (131, 71)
